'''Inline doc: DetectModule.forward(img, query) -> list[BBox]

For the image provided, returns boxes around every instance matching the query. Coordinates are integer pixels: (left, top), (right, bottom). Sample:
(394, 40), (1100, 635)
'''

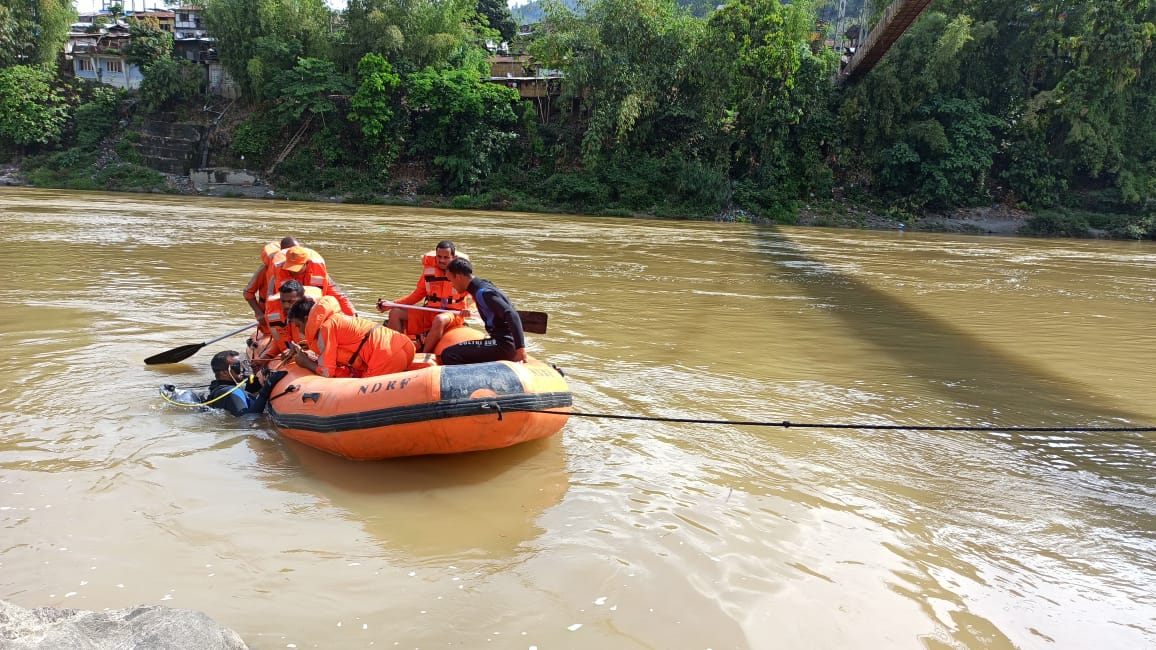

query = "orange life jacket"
(419, 250), (472, 311)
(266, 247), (328, 298)
(264, 247), (334, 328)
(304, 296), (410, 378)
(261, 242), (281, 265)
(265, 285), (323, 345)
(243, 242), (286, 305)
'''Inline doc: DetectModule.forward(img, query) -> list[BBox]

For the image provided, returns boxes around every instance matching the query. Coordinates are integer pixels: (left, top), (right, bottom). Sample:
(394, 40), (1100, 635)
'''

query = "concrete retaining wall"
(134, 113), (204, 175)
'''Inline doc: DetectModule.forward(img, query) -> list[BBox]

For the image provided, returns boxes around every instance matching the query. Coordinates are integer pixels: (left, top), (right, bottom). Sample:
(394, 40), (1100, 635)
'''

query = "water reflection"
(251, 435), (569, 562)
(748, 228), (1156, 648)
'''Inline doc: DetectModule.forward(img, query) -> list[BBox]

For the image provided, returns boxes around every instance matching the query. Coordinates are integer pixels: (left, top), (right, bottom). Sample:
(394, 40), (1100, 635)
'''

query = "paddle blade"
(519, 311), (548, 335)
(144, 343), (206, 365)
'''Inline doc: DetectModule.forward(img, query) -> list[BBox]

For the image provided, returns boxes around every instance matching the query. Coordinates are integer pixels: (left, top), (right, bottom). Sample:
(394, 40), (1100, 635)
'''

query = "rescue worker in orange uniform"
(264, 245), (356, 349)
(287, 296), (414, 378)
(250, 279), (322, 368)
(377, 240), (473, 354)
(244, 236), (299, 334)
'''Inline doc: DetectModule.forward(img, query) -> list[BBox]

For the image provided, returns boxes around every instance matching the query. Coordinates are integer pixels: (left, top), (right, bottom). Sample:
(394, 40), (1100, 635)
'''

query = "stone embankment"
(135, 113), (204, 175)
(0, 165), (24, 186)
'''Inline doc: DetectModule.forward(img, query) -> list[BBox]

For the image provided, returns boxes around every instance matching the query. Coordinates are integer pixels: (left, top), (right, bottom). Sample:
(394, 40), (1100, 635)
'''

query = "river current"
(1, 188), (1153, 648)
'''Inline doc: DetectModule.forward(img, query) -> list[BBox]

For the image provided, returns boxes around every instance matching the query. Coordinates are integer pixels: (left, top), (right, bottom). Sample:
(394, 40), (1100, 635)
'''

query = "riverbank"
(0, 162), (1142, 239)
(794, 201), (1031, 236)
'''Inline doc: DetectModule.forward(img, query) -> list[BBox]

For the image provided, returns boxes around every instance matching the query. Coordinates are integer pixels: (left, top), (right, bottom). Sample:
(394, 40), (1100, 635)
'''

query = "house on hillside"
(64, 9), (239, 99)
(173, 6), (209, 39)
(132, 10), (176, 33)
(486, 54), (565, 122)
(73, 11), (103, 27)
(66, 24), (144, 90)
(168, 6), (239, 99)
(486, 55), (563, 100)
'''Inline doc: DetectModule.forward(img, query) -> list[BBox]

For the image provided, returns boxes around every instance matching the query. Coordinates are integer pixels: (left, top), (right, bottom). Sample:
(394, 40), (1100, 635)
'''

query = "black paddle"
(517, 310), (548, 335)
(144, 322), (259, 365)
(378, 301), (549, 334)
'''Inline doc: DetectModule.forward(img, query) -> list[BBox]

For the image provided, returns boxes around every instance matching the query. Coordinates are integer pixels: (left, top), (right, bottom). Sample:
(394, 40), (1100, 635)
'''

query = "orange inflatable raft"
(256, 328), (572, 460)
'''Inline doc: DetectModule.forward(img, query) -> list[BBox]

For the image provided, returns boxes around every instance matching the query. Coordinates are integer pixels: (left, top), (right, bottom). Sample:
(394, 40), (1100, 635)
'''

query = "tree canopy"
(0, 64), (70, 145)
(0, 0), (75, 67)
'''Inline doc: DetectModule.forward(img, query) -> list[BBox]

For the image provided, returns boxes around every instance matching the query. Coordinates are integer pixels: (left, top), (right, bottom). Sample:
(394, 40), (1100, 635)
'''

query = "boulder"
(0, 600), (247, 649)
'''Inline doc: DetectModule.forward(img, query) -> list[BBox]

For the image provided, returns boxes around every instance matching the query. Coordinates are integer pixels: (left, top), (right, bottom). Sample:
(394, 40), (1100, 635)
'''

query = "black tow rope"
(489, 407), (1156, 433)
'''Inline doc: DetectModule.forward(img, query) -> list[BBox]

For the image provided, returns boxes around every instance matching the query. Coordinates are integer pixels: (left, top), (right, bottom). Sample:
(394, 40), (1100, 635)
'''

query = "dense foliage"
(0, 64), (70, 146)
(840, 0), (1156, 223)
(203, 0), (334, 99)
(125, 18), (174, 67)
(0, 0), (75, 67)
(3, 0), (1155, 238)
(138, 58), (202, 111)
(477, 0), (517, 42)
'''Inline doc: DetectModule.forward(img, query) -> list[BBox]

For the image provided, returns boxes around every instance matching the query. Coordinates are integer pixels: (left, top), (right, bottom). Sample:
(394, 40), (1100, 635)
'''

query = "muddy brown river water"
(1, 188), (1154, 648)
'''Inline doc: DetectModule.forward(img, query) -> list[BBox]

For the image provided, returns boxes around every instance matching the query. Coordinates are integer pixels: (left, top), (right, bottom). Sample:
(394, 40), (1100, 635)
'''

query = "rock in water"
(0, 600), (248, 649)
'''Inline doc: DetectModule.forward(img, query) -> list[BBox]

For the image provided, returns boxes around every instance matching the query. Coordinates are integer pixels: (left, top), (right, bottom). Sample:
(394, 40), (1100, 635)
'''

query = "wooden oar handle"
(203, 322), (260, 345)
(378, 301), (467, 316)
(379, 301), (548, 335)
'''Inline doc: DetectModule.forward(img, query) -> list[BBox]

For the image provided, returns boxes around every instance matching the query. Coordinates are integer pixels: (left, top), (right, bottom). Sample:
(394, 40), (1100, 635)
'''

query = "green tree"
(476, 0), (516, 42)
(838, 11), (1008, 210)
(1023, 2), (1156, 203)
(341, 0), (478, 74)
(349, 52), (402, 144)
(848, 0), (1156, 213)
(85, 16), (110, 34)
(0, 0), (76, 67)
(266, 57), (354, 127)
(703, 0), (837, 203)
(0, 65), (70, 146)
(204, 0), (334, 99)
(73, 86), (124, 150)
(125, 17), (175, 67)
(876, 96), (1005, 209)
(139, 58), (202, 112)
(530, 0), (706, 165)
(405, 66), (520, 191)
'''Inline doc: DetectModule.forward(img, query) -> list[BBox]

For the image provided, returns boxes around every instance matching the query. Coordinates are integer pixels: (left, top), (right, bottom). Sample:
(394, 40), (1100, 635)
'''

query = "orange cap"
(283, 246), (310, 272)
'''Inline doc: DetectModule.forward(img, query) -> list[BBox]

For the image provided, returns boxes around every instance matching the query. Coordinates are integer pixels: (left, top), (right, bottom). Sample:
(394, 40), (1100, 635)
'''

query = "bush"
(732, 178), (796, 218)
(93, 162), (167, 191)
(1111, 214), (1156, 240)
(73, 87), (122, 150)
(1001, 137), (1067, 209)
(508, 197), (550, 213)
(115, 136), (142, 164)
(22, 149), (99, 189)
(139, 59), (202, 112)
(231, 116), (277, 165)
(538, 172), (609, 210)
(668, 157), (729, 215)
(1082, 211), (1156, 240)
(1021, 210), (1091, 237)
(449, 193), (492, 209)
(0, 65), (71, 146)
